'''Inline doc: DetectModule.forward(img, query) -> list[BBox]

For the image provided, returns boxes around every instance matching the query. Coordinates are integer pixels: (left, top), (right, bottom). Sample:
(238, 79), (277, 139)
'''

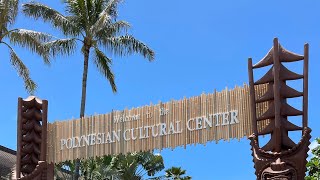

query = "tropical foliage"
(305, 138), (320, 180)
(0, 0), (51, 94)
(23, 0), (155, 178)
(164, 167), (191, 180)
(110, 152), (164, 180)
(54, 152), (165, 180)
(22, 0), (155, 117)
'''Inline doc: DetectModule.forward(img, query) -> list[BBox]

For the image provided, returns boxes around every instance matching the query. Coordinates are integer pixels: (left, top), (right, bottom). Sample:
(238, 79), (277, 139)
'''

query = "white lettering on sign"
(114, 114), (140, 123)
(48, 84), (272, 164)
(60, 110), (239, 150)
(186, 111), (239, 131)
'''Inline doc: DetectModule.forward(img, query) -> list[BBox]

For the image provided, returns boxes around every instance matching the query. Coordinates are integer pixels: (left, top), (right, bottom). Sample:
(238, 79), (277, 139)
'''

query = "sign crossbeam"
(47, 84), (269, 164)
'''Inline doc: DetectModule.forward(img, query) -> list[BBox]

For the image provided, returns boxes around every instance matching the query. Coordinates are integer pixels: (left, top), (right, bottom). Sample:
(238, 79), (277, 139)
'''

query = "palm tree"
(54, 157), (117, 180)
(55, 153), (163, 180)
(80, 157), (103, 180)
(110, 152), (165, 180)
(165, 167), (191, 180)
(0, 0), (51, 94)
(22, 0), (155, 178)
(22, 0), (154, 117)
(80, 155), (119, 180)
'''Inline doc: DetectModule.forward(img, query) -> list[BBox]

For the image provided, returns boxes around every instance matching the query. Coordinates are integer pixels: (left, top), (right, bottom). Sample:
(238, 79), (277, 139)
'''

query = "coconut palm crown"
(165, 167), (191, 180)
(0, 0), (52, 94)
(110, 152), (165, 179)
(22, 0), (155, 118)
(23, 1), (154, 179)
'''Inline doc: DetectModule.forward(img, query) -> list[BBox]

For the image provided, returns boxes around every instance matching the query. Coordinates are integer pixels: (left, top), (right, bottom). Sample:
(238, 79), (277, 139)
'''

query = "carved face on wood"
(261, 165), (297, 180)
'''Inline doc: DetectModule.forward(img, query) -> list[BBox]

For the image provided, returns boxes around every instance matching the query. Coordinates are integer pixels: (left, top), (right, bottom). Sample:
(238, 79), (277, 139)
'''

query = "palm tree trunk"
(80, 45), (90, 118)
(74, 45), (90, 180)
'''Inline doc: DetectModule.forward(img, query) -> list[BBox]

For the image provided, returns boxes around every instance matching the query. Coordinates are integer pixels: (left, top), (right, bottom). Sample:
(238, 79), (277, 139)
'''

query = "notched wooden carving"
(248, 38), (311, 180)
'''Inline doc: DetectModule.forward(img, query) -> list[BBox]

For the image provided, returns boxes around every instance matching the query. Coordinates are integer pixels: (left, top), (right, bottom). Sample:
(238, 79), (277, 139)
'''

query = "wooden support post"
(248, 58), (258, 137)
(46, 163), (54, 180)
(303, 43), (309, 128)
(16, 98), (22, 179)
(272, 38), (282, 153)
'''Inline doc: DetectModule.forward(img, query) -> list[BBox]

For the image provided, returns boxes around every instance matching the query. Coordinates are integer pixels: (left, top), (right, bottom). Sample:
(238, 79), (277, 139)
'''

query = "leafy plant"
(0, 0), (51, 94)
(110, 152), (165, 180)
(305, 138), (320, 180)
(164, 166), (191, 180)
(23, 1), (155, 178)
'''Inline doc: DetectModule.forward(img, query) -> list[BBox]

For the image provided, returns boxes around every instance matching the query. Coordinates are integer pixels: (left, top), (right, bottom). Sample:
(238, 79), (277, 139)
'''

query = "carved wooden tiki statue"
(248, 38), (311, 180)
(16, 96), (53, 180)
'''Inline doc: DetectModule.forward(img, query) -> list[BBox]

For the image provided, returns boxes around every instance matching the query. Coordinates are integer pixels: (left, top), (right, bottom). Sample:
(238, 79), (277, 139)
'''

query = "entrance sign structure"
(248, 38), (311, 179)
(15, 38), (311, 180)
(46, 85), (269, 163)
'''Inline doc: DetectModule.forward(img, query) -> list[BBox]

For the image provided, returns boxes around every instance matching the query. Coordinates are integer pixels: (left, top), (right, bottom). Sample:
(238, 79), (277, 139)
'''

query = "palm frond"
(104, 0), (121, 18)
(147, 177), (164, 180)
(0, 0), (11, 30)
(9, 29), (51, 42)
(0, 1), (4, 10)
(22, 2), (81, 36)
(86, 0), (94, 24)
(165, 167), (191, 180)
(138, 152), (164, 177)
(90, 8), (112, 34)
(90, 0), (104, 22)
(0, 27), (8, 39)
(1, 42), (37, 94)
(0, 0), (19, 25)
(90, 0), (122, 33)
(0, 1), (6, 33)
(93, 47), (117, 93)
(94, 20), (130, 38)
(43, 38), (77, 57)
(64, 0), (88, 32)
(9, 29), (52, 64)
(102, 35), (155, 61)
(9, 0), (19, 23)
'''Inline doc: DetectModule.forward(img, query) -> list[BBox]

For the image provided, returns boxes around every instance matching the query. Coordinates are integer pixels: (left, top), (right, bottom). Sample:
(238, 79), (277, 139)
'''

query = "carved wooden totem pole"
(248, 38), (311, 180)
(16, 96), (53, 180)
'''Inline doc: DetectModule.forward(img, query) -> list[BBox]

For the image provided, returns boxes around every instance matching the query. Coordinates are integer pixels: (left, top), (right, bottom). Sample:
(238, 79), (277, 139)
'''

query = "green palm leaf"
(93, 47), (116, 92)
(9, 29), (52, 64)
(91, 0), (121, 33)
(22, 2), (81, 36)
(110, 152), (164, 180)
(2, 42), (37, 94)
(0, 0), (11, 32)
(9, 0), (19, 23)
(102, 35), (155, 61)
(22, 0), (156, 176)
(94, 20), (130, 38)
(0, 0), (58, 94)
(0, 0), (19, 26)
(137, 152), (164, 177)
(44, 38), (77, 57)
(63, 0), (89, 32)
(165, 167), (191, 180)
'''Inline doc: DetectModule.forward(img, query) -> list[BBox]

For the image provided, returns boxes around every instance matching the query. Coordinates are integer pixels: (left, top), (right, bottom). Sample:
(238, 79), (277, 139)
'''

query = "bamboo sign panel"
(47, 84), (269, 163)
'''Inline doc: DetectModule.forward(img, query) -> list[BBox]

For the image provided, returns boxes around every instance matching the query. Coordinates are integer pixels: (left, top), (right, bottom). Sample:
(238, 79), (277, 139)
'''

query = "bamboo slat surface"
(47, 84), (269, 163)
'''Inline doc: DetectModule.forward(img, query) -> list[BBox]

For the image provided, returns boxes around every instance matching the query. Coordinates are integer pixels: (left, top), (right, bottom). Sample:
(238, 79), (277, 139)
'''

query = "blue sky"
(1, 0), (320, 179)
